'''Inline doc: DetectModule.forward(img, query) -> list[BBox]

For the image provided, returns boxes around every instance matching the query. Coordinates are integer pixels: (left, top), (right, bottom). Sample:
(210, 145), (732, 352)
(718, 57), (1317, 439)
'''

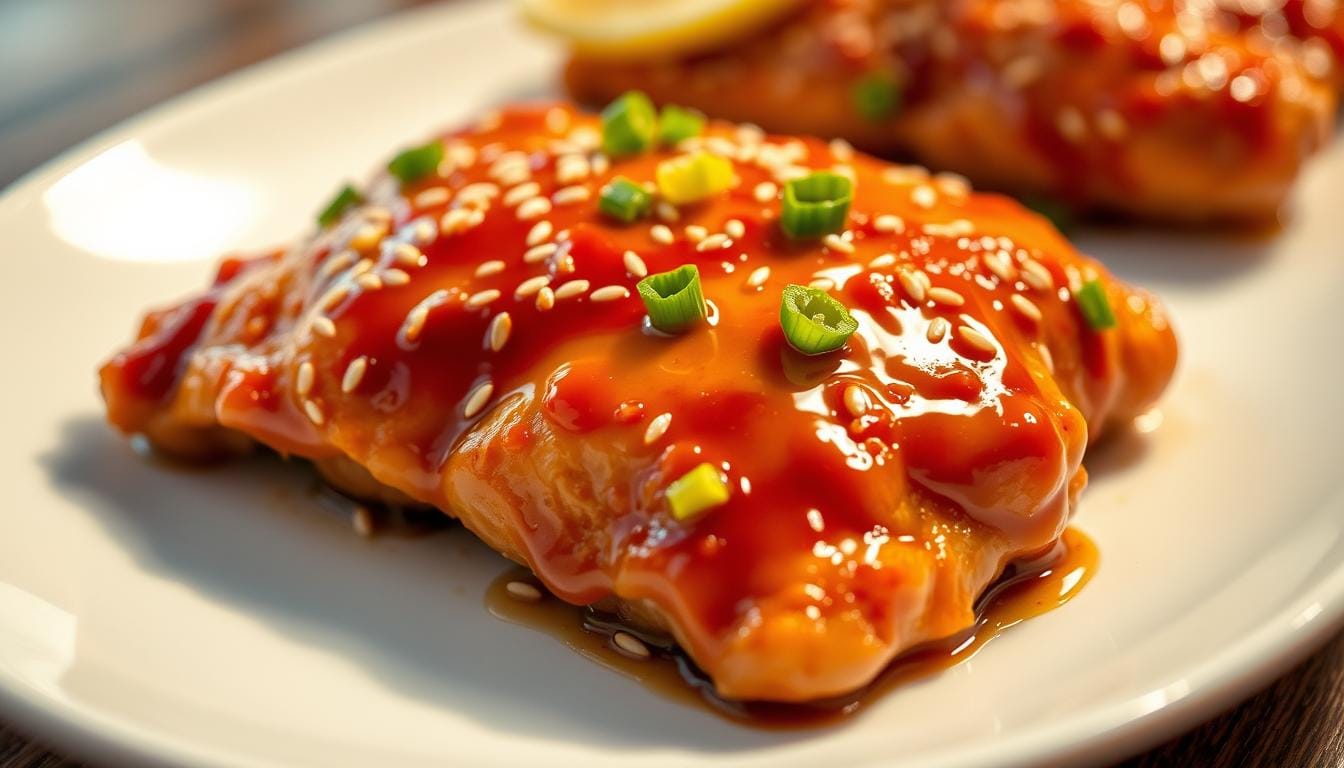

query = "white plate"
(2, 2), (1342, 766)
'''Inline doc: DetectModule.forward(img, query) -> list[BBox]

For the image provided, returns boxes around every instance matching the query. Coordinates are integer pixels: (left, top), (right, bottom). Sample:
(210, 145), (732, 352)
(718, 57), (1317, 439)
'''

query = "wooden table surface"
(2, 1), (1341, 765)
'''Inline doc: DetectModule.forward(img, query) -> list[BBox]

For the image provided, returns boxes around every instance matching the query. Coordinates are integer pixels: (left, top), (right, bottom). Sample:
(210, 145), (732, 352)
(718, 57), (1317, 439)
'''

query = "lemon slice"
(520, 0), (803, 60)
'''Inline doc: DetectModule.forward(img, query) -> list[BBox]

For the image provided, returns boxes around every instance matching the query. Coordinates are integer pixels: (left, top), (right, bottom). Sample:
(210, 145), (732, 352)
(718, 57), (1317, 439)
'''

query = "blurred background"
(0, 1), (1339, 766)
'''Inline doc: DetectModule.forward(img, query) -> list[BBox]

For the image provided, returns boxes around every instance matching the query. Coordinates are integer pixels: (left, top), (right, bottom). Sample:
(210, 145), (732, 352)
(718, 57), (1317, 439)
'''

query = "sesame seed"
(545, 107), (570, 133)
(441, 208), (482, 235)
(1010, 294), (1043, 323)
(1020, 259), (1054, 291)
(526, 220), (554, 247)
(457, 182), (500, 205)
(463, 381), (495, 419)
(503, 182), (541, 207)
(312, 316), (337, 338)
(746, 266), (771, 288)
(523, 242), (559, 265)
(318, 250), (357, 279)
(869, 253), (897, 269)
(514, 274), (551, 299)
(612, 631), (651, 660)
(590, 285), (630, 303)
(535, 286), (556, 311)
(303, 400), (325, 425)
(934, 173), (971, 198)
(475, 260), (506, 278)
(382, 268), (411, 286)
(555, 280), (590, 300)
(725, 219), (746, 239)
(356, 273), (382, 291)
(623, 250), (648, 278)
(486, 312), (512, 352)
(697, 233), (731, 252)
(927, 317), (950, 343)
(911, 185), (938, 209)
(552, 185), (590, 205)
(754, 181), (779, 203)
(650, 224), (675, 244)
(555, 154), (590, 184)
(644, 412), (672, 445)
(351, 258), (374, 276)
(392, 242), (426, 268)
(829, 138), (854, 161)
(506, 580), (542, 602)
(985, 251), (1017, 282)
(352, 506), (373, 537)
(823, 233), (855, 254)
(296, 362), (315, 397)
(843, 385), (868, 417)
(684, 225), (708, 243)
(898, 269), (928, 303)
(928, 286), (966, 307)
(958, 325), (997, 354)
(466, 289), (502, 310)
(401, 306), (428, 344)
(1038, 343), (1056, 373)
(874, 214), (905, 234)
(349, 223), (387, 252)
(342, 356), (368, 393)
(361, 206), (392, 224)
(590, 153), (610, 175)
(414, 187), (451, 208)
(809, 277), (836, 290)
(517, 197), (552, 220)
(319, 285), (349, 312)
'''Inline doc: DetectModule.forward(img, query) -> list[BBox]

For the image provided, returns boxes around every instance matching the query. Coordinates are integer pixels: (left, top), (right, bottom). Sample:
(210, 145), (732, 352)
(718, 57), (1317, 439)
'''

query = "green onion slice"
(1076, 279), (1117, 331)
(602, 91), (658, 156)
(387, 140), (444, 185)
(666, 463), (731, 521)
(598, 177), (653, 223)
(659, 104), (705, 145)
(781, 172), (853, 238)
(780, 284), (858, 355)
(852, 71), (902, 122)
(637, 265), (707, 333)
(317, 184), (362, 228)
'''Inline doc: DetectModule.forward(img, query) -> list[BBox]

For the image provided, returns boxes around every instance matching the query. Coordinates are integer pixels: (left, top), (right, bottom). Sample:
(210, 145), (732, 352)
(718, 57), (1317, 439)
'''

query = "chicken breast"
(101, 103), (1177, 702)
(564, 0), (1341, 223)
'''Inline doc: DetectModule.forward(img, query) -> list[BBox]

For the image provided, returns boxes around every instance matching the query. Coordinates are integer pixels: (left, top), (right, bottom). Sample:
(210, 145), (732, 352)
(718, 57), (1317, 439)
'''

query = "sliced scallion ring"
(637, 264), (707, 333)
(1076, 279), (1117, 330)
(598, 177), (653, 223)
(781, 172), (852, 238)
(387, 141), (444, 185)
(317, 184), (361, 228)
(659, 104), (705, 145)
(779, 284), (858, 355)
(601, 91), (658, 156)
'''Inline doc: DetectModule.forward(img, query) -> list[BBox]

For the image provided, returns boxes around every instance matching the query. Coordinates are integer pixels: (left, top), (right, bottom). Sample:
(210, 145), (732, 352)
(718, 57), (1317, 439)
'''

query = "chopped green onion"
(637, 264), (707, 333)
(1076, 279), (1117, 331)
(387, 140), (444, 185)
(659, 104), (705, 145)
(602, 91), (658, 156)
(598, 177), (654, 223)
(317, 184), (361, 228)
(666, 463), (731, 521)
(781, 172), (853, 238)
(780, 284), (858, 355)
(852, 71), (902, 122)
(655, 151), (735, 205)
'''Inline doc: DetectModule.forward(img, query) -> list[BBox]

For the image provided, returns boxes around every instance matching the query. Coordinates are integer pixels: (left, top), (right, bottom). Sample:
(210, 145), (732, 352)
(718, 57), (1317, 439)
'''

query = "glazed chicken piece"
(101, 103), (1177, 702)
(564, 0), (1342, 223)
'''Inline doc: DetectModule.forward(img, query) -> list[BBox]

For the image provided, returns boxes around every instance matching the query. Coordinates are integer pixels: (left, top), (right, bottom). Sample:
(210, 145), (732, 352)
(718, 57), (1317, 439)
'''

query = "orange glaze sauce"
(487, 527), (1098, 726)
(101, 102), (1173, 700)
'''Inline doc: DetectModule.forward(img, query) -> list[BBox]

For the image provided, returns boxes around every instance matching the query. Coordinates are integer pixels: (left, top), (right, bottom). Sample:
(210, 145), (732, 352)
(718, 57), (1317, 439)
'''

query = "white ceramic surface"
(1, 2), (1342, 766)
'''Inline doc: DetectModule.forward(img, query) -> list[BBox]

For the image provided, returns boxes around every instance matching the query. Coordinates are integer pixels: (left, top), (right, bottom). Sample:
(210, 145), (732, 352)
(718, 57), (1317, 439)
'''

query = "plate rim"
(2, 2), (1342, 765)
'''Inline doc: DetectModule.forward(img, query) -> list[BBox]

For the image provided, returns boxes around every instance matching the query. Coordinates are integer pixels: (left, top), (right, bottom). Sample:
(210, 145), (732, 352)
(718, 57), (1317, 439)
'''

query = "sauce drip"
(486, 527), (1097, 727)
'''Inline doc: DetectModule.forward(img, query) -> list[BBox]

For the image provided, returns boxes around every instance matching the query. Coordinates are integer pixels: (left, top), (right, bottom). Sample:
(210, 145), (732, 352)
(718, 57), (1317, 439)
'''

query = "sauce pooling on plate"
(101, 102), (1175, 702)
